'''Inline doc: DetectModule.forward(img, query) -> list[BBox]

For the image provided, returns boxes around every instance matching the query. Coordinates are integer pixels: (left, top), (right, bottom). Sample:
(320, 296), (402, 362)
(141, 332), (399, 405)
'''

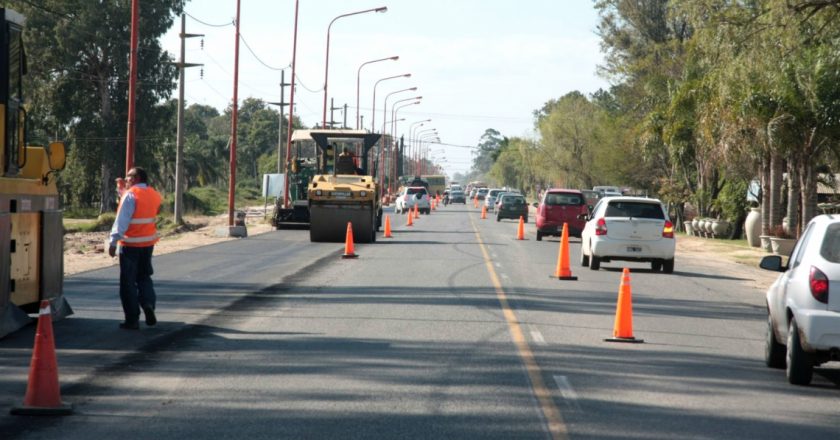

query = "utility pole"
(329, 98), (344, 129)
(173, 14), (203, 225)
(267, 70), (291, 174)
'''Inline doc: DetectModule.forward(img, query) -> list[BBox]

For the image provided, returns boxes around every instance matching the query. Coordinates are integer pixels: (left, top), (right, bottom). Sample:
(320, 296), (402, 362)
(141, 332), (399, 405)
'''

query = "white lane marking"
(491, 252), (498, 258)
(530, 330), (546, 345)
(500, 273), (510, 280)
(553, 375), (581, 410)
(495, 262), (501, 268)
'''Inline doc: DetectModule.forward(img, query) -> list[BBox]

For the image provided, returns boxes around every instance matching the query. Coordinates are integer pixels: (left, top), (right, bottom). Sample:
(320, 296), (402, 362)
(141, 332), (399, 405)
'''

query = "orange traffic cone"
(431, 199), (436, 211)
(413, 204), (420, 220)
(516, 216), (526, 240)
(552, 223), (577, 280)
(406, 208), (414, 226)
(481, 205), (487, 219)
(11, 300), (73, 415)
(473, 196), (479, 208)
(605, 268), (644, 343)
(341, 222), (358, 259)
(384, 215), (393, 238)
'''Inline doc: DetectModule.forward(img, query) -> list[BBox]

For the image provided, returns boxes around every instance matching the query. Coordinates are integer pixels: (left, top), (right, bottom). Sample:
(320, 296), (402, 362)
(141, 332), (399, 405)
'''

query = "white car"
(395, 186), (430, 214)
(761, 214), (840, 385)
(484, 189), (506, 211)
(580, 196), (676, 272)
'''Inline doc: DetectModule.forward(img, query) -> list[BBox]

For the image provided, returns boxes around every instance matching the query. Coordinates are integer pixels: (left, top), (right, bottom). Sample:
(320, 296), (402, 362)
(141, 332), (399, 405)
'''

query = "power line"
(186, 12), (233, 28)
(239, 33), (287, 71)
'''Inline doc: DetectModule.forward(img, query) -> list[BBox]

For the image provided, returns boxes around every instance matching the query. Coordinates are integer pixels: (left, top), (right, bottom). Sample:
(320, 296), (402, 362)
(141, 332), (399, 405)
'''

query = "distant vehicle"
(535, 189), (588, 240)
(760, 214), (840, 385)
(580, 196), (675, 272)
(496, 194), (529, 222)
(484, 189), (506, 211)
(593, 185), (621, 196)
(448, 190), (466, 204)
(395, 186), (431, 214)
(581, 190), (601, 208)
(421, 174), (446, 197)
(476, 188), (489, 200)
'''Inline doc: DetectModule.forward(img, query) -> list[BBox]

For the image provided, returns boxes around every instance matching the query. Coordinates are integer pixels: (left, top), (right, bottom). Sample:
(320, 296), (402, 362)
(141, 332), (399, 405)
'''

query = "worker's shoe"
(119, 321), (140, 330)
(143, 307), (157, 326)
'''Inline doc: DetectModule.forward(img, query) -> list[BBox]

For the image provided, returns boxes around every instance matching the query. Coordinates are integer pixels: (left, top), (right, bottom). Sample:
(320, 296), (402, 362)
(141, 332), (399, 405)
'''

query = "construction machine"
(271, 129), (320, 228)
(1, 8), (71, 338)
(271, 129), (382, 242)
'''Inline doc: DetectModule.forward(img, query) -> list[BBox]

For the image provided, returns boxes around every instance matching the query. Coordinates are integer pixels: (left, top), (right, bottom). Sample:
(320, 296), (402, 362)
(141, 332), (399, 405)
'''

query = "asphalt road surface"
(2, 204), (838, 439)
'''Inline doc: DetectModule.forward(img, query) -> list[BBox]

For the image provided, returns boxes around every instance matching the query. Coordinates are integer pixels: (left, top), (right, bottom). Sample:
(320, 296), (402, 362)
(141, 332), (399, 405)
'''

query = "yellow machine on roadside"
(1, 8), (70, 338)
(306, 130), (382, 243)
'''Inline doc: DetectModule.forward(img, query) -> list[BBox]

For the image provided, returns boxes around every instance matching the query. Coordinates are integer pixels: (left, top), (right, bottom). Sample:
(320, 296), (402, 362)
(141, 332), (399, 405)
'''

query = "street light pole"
(388, 97), (420, 178)
(371, 73), (410, 132)
(356, 56), (398, 129)
(322, 6), (387, 128)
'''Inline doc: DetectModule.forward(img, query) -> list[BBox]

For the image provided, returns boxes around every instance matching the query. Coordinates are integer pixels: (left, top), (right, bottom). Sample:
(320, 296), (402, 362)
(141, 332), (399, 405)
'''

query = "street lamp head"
(409, 87), (417, 91)
(403, 74), (412, 78)
(375, 6), (388, 13)
(390, 56), (399, 61)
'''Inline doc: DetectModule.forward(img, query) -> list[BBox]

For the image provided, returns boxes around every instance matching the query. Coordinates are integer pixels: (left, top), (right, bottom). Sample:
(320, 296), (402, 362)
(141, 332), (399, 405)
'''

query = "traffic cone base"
(551, 223), (577, 281)
(11, 300), (73, 416)
(604, 336), (644, 343)
(341, 222), (358, 259)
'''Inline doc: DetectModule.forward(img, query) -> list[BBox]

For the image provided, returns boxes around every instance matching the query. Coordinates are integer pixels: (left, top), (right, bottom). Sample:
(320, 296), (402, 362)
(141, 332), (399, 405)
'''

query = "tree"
(11, 0), (185, 213)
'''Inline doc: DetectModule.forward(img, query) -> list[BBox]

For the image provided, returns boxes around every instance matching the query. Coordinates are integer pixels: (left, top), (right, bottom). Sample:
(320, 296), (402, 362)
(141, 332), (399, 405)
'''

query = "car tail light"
(810, 266), (829, 303)
(595, 218), (607, 236)
(663, 220), (674, 238)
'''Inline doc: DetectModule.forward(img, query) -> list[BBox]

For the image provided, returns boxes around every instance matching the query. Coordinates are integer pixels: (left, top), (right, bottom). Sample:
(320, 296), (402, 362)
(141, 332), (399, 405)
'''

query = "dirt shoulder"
(64, 211), (273, 276)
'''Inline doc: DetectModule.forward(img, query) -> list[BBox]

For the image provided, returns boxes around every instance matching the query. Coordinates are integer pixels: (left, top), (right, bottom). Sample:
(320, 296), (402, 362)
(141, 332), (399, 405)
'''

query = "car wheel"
(765, 314), (786, 369)
(523, 216), (528, 223)
(536, 231), (542, 241)
(651, 260), (662, 272)
(662, 258), (674, 274)
(786, 318), (813, 385)
(580, 249), (589, 267)
(589, 254), (601, 271)
(496, 215), (500, 222)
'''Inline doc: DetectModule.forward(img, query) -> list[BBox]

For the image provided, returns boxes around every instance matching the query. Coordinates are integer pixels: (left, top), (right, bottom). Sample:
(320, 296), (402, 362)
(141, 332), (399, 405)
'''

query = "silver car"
(761, 214), (840, 385)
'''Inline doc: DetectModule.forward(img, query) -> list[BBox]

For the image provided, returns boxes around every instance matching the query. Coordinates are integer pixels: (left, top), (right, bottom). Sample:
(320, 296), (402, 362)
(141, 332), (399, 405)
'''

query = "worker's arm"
(108, 193), (136, 257)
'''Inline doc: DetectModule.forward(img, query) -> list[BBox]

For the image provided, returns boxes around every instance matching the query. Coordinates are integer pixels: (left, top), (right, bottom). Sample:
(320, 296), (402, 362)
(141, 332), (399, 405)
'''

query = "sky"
(161, 0), (610, 177)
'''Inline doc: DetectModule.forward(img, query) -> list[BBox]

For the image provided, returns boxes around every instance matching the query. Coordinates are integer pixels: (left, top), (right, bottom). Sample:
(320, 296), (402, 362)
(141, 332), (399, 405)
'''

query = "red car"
(535, 189), (588, 240)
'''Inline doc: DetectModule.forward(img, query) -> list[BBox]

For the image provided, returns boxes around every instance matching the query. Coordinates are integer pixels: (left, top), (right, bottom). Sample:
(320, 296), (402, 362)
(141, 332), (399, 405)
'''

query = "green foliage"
(714, 179), (750, 222)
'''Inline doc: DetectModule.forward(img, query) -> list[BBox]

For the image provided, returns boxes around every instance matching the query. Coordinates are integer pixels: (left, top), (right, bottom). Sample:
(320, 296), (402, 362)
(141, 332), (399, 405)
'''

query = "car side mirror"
(759, 255), (785, 272)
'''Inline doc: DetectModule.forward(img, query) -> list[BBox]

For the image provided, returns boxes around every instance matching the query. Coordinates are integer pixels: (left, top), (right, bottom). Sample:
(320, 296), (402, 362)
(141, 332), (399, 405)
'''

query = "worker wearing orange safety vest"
(109, 167), (162, 330)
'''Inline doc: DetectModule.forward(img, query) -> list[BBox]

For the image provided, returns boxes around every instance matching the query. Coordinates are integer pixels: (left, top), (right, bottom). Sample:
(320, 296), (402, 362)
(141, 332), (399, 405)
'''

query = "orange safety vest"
(119, 186), (162, 248)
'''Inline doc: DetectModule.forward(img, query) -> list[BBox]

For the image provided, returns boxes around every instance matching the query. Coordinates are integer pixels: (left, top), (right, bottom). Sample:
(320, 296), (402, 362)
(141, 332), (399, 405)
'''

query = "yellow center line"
(469, 214), (568, 440)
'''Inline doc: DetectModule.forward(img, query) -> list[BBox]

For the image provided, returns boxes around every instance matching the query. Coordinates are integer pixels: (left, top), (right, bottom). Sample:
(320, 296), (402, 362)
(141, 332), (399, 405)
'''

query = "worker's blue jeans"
(119, 245), (156, 324)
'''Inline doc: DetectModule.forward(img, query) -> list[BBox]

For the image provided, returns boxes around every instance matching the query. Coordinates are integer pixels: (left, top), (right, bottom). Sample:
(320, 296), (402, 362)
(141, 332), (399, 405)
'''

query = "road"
(2, 203), (838, 439)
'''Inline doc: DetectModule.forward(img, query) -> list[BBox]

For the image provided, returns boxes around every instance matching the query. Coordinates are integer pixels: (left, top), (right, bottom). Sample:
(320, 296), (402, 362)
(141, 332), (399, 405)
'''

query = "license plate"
(332, 191), (351, 198)
(627, 245), (642, 252)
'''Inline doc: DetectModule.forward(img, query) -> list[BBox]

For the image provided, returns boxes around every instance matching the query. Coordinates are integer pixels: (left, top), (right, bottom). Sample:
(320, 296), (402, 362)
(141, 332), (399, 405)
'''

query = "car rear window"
(545, 193), (583, 206)
(451, 191), (463, 196)
(502, 196), (526, 205)
(407, 187), (427, 195)
(605, 201), (664, 219)
(821, 223), (840, 263)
